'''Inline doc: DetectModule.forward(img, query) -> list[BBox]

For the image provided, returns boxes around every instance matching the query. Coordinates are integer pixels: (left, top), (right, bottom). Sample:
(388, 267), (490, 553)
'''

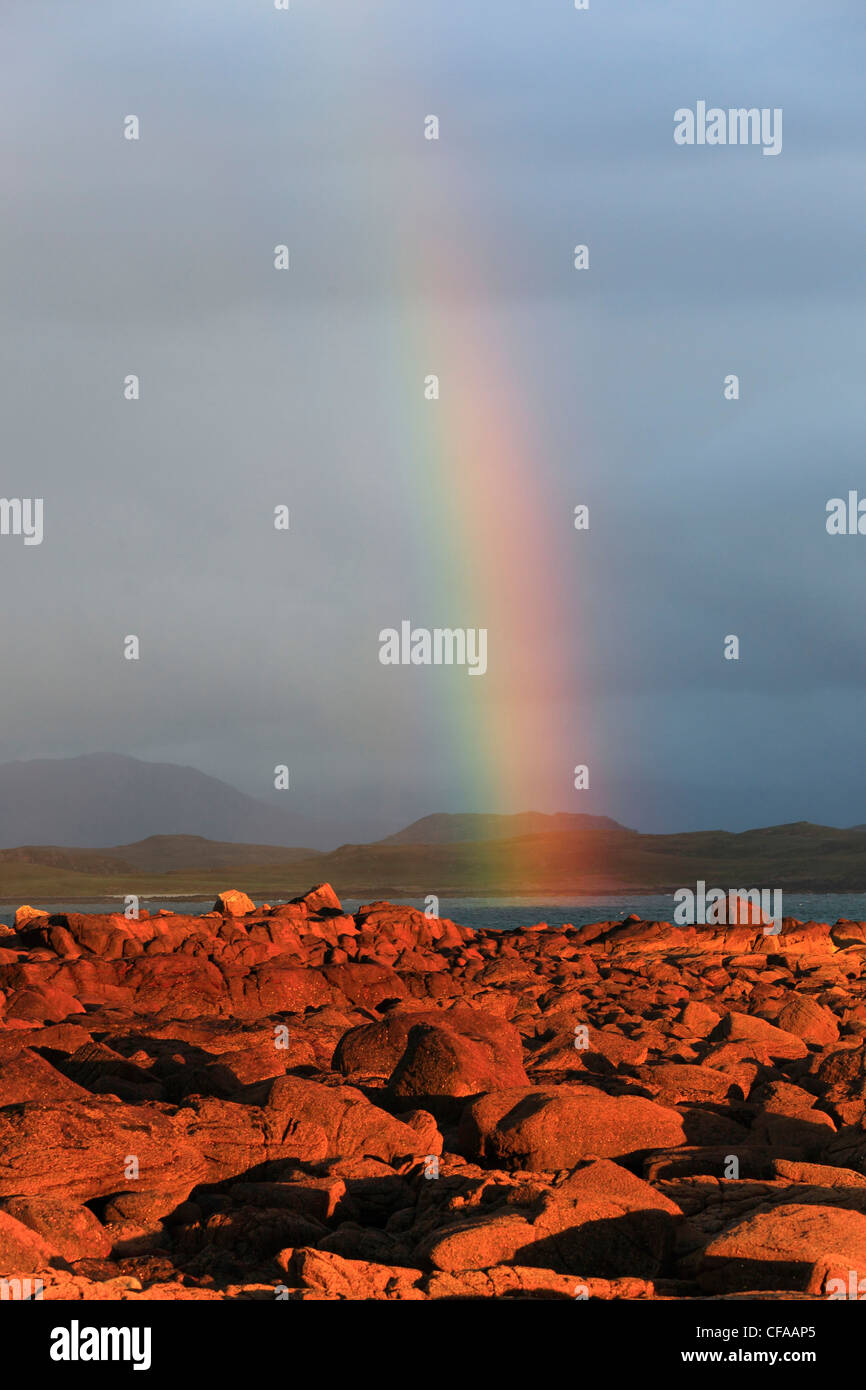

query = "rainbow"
(385, 204), (590, 889)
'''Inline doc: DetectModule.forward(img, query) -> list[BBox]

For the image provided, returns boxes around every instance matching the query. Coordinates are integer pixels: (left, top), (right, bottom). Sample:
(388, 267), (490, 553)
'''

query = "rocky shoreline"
(2, 886), (866, 1300)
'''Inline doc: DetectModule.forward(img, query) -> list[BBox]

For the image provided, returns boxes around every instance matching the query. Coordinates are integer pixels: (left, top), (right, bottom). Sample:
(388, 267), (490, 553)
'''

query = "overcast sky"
(1, 0), (864, 843)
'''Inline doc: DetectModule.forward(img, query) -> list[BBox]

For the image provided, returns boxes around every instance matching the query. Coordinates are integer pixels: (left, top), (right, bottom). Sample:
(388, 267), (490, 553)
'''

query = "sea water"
(4, 893), (866, 933)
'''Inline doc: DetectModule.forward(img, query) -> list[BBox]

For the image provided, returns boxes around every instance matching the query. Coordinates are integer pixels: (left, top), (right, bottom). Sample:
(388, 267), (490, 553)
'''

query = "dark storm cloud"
(1, 0), (864, 838)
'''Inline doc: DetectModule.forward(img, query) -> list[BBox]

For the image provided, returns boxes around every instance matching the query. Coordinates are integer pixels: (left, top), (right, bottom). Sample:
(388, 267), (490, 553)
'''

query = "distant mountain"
(305, 820), (866, 895)
(1, 818), (866, 901)
(0, 754), (327, 849)
(378, 812), (631, 844)
(1, 758), (862, 902)
(96, 835), (320, 873)
(0, 835), (319, 875)
(0, 760), (635, 857)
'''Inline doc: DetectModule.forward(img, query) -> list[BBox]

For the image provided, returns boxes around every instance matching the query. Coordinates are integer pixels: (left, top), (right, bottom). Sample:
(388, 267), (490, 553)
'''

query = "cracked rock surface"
(2, 889), (866, 1300)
